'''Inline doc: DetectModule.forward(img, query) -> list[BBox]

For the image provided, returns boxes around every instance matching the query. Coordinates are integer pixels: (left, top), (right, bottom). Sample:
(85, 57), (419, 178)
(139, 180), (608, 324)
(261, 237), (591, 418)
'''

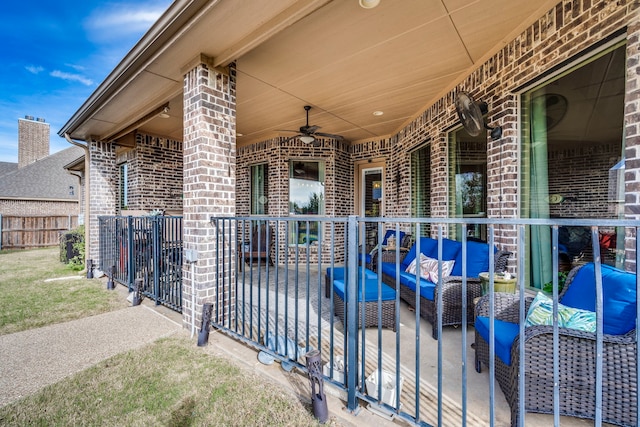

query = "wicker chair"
(380, 241), (511, 339)
(239, 223), (273, 270)
(474, 263), (638, 427)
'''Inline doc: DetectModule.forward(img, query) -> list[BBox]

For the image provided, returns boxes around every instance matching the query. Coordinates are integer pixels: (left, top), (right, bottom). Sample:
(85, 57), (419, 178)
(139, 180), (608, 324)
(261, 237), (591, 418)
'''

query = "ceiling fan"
(454, 91), (502, 140)
(279, 105), (344, 146)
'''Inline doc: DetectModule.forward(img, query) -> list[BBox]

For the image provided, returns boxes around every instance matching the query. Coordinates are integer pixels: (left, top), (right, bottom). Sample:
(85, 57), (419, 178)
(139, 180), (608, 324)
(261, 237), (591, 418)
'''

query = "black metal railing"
(208, 215), (639, 427)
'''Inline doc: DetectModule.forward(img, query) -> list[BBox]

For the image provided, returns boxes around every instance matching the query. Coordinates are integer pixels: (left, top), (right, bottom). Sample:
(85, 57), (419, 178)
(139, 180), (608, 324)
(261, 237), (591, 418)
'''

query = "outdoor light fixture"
(299, 135), (315, 144)
(359, 0), (380, 9)
(373, 110), (384, 116)
(158, 106), (170, 119)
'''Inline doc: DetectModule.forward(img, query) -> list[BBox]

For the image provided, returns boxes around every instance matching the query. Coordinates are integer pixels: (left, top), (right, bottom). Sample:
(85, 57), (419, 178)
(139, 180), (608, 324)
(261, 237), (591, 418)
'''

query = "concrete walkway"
(0, 300), (182, 408)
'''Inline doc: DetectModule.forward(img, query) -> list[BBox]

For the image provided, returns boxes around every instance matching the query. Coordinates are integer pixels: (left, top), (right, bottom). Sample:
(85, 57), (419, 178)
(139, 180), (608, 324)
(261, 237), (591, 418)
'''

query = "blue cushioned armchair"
(474, 263), (638, 427)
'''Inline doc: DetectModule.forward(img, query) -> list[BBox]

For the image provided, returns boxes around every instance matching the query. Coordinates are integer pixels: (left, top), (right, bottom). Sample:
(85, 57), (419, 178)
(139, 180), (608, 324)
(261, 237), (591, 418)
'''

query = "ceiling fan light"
(299, 135), (315, 144)
(359, 0), (380, 9)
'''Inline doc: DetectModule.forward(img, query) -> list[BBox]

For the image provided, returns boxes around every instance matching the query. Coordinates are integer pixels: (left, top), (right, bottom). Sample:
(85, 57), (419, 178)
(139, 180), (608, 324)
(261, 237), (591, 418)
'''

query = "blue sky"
(0, 0), (172, 163)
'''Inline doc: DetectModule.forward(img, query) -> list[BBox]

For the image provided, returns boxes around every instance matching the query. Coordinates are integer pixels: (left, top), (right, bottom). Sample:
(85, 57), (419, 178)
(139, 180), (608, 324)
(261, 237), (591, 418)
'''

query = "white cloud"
(50, 70), (94, 86)
(64, 63), (86, 72)
(25, 65), (44, 74)
(84, 2), (170, 42)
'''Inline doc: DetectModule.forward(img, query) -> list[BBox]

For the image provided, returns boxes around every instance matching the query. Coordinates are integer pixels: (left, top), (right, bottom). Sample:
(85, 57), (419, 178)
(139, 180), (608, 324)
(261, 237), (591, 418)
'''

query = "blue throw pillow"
(451, 240), (494, 277)
(561, 263), (637, 335)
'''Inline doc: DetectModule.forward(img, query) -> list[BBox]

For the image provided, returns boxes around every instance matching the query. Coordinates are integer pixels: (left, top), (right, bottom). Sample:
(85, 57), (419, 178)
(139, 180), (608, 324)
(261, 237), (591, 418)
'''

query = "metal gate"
(99, 215), (183, 312)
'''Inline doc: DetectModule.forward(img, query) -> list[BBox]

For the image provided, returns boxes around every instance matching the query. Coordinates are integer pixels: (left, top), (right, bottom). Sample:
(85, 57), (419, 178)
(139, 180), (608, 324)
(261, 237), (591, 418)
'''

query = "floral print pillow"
(405, 253), (455, 283)
(525, 292), (596, 333)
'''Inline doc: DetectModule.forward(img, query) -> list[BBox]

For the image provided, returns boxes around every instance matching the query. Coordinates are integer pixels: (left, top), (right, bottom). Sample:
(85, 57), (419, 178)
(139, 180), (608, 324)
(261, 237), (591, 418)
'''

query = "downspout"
(64, 133), (91, 267)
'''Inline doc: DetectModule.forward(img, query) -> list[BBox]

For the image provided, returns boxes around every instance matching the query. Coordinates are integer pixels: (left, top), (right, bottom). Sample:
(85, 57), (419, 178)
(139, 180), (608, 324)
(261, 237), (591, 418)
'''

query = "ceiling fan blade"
(314, 132), (344, 140)
(276, 129), (301, 133)
(301, 125), (321, 134)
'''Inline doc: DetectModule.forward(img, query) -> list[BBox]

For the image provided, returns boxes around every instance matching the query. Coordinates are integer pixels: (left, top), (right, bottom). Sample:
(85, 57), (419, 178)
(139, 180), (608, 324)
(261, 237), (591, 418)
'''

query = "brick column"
(88, 141), (117, 263)
(625, 17), (640, 271)
(182, 56), (236, 330)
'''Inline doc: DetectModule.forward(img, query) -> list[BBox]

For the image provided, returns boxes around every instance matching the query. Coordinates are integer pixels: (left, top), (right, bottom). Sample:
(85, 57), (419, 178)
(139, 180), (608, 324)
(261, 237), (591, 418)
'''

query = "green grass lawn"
(0, 247), (128, 335)
(0, 336), (327, 426)
(0, 248), (337, 426)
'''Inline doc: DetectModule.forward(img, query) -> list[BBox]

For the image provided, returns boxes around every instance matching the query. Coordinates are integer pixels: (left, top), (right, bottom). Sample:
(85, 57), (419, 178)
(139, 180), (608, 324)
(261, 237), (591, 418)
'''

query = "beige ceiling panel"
(448, 0), (560, 61)
(237, 0), (450, 87)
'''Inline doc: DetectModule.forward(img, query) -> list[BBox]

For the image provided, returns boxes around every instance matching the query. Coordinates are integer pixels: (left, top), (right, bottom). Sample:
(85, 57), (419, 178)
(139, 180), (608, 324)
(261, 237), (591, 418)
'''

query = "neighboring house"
(0, 116), (83, 218)
(58, 1), (639, 334)
(0, 117), (83, 249)
(0, 146), (84, 217)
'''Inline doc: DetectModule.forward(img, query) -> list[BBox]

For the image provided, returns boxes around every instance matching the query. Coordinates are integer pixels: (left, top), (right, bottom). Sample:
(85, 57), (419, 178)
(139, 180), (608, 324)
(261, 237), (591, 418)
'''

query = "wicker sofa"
(474, 263), (638, 427)
(379, 236), (510, 339)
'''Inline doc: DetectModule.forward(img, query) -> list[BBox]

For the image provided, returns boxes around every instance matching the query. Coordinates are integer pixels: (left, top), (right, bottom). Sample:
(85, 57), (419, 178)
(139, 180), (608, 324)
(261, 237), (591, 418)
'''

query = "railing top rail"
(210, 215), (640, 228)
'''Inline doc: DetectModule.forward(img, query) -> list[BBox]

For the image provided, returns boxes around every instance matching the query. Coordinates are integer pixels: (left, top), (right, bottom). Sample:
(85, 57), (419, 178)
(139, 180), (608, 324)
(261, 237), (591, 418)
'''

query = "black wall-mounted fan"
(279, 105), (344, 146)
(454, 92), (502, 140)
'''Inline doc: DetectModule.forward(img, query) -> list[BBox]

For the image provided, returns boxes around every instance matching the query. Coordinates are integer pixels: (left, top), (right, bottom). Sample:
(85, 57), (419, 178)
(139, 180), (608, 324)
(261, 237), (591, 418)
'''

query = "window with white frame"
(250, 163), (268, 215)
(289, 160), (324, 244)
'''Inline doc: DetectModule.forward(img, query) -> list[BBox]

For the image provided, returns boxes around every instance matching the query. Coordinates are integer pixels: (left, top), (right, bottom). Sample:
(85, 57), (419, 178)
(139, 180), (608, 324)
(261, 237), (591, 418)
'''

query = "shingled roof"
(0, 161), (18, 178)
(0, 146), (84, 201)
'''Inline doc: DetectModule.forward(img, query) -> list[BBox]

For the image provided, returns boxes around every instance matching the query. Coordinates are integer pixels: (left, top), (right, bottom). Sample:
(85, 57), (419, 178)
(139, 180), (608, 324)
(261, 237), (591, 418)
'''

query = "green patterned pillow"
(525, 292), (596, 333)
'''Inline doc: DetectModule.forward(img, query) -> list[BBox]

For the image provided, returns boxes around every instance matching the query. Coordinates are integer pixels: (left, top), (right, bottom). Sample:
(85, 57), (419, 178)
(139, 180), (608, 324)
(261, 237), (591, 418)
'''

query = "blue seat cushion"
(333, 278), (396, 302)
(560, 263), (637, 335)
(380, 262), (436, 300)
(450, 240), (495, 278)
(475, 316), (520, 366)
(399, 273), (436, 300)
(326, 266), (377, 281)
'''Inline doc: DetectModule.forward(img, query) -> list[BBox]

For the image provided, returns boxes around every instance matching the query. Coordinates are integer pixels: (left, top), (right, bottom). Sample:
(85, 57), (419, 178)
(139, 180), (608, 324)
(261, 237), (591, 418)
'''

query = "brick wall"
(18, 117), (49, 168)
(237, 137), (351, 263)
(0, 199), (79, 216)
(115, 133), (183, 213)
(88, 141), (117, 262)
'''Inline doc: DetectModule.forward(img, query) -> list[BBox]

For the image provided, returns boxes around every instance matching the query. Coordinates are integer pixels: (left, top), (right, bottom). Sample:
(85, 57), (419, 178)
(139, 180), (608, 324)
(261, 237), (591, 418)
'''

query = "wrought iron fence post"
(152, 216), (161, 306)
(127, 216), (134, 289)
(346, 215), (359, 412)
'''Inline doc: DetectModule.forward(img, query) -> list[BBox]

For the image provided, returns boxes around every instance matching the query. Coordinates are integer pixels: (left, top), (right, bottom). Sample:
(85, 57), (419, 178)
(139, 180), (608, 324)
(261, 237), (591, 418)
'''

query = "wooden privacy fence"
(0, 215), (78, 250)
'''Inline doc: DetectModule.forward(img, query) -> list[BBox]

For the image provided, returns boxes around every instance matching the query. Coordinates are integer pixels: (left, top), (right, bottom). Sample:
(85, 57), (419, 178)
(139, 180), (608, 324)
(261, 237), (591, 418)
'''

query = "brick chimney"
(18, 116), (50, 168)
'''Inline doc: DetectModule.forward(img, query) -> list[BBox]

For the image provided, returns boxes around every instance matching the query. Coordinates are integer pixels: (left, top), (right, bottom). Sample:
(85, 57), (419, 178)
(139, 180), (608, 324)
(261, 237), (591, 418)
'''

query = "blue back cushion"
(401, 237), (461, 270)
(561, 263), (637, 335)
(450, 240), (494, 278)
(381, 229), (407, 246)
(401, 237), (438, 270)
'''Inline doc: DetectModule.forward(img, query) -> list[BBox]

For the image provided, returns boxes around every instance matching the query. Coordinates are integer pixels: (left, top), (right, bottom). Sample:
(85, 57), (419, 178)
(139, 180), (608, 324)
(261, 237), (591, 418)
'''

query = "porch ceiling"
(59, 0), (558, 146)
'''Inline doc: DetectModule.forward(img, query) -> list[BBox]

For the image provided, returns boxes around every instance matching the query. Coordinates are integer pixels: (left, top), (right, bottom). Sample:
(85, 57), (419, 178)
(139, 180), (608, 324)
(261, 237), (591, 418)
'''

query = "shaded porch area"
(204, 216), (636, 427)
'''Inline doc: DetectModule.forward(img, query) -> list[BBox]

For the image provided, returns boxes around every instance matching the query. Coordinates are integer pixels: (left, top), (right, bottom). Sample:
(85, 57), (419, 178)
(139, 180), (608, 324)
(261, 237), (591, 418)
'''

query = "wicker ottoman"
(332, 277), (397, 331)
(324, 267), (377, 298)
